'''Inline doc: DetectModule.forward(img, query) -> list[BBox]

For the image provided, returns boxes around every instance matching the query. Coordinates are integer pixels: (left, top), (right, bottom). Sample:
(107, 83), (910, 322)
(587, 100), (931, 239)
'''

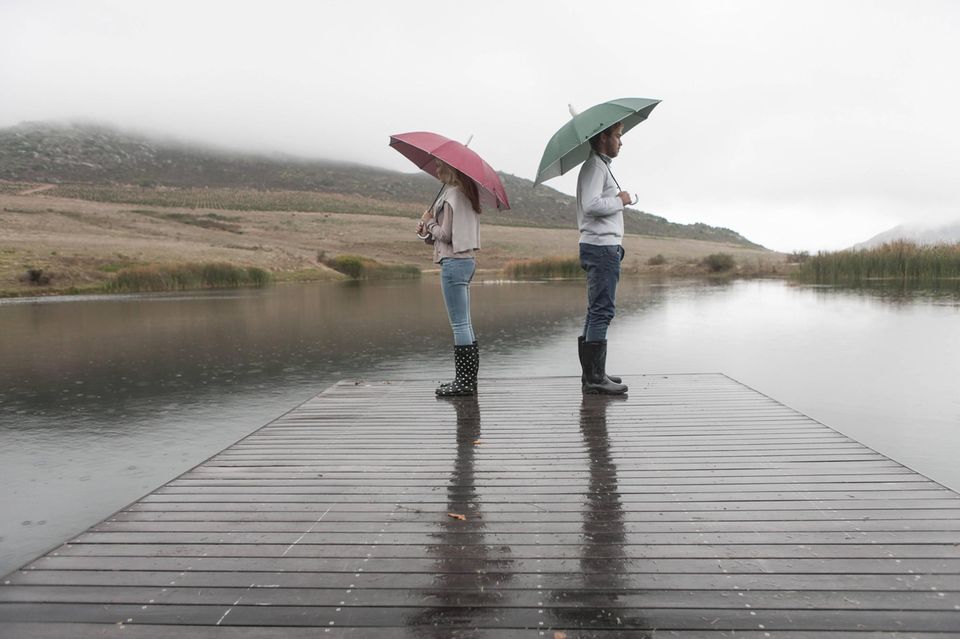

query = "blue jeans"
(440, 257), (476, 346)
(579, 243), (623, 342)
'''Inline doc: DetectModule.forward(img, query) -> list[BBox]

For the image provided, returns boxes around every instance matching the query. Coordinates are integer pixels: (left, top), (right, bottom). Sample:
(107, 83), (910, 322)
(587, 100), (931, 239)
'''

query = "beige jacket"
(425, 185), (481, 263)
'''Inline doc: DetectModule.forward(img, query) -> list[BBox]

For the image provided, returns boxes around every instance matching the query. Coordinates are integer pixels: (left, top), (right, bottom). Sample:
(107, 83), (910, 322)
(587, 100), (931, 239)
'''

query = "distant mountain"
(0, 121), (763, 247)
(854, 221), (960, 249)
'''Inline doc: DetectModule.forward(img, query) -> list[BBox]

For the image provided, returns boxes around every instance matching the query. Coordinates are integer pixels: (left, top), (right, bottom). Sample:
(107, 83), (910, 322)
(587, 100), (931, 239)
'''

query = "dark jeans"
(579, 242), (623, 342)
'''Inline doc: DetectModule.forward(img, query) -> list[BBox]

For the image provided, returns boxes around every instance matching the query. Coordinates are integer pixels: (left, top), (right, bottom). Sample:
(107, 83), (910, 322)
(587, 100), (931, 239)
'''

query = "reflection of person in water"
(547, 395), (642, 632)
(406, 396), (513, 636)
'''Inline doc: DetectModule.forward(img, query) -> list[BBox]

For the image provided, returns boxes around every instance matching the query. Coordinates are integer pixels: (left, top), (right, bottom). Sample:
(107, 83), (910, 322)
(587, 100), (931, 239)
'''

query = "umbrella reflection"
(405, 396), (513, 635)
(546, 394), (650, 634)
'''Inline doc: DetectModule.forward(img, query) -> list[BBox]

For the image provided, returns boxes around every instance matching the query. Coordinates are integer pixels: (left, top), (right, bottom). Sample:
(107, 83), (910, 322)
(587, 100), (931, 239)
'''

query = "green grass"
(106, 262), (272, 293)
(795, 241), (960, 284)
(319, 253), (420, 280)
(503, 256), (584, 279)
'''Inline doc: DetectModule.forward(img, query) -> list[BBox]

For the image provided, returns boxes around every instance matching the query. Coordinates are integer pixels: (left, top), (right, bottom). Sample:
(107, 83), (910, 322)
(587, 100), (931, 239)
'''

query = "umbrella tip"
(464, 134), (474, 147)
(568, 103), (579, 117)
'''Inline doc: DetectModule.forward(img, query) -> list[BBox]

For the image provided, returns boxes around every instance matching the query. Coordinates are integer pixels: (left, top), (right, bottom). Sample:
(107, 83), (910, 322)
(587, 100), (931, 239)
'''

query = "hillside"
(0, 121), (762, 247)
(853, 221), (960, 249)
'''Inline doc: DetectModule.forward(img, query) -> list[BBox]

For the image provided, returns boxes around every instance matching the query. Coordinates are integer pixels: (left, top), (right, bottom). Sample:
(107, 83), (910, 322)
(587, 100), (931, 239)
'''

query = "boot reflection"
(546, 394), (650, 633)
(404, 396), (513, 635)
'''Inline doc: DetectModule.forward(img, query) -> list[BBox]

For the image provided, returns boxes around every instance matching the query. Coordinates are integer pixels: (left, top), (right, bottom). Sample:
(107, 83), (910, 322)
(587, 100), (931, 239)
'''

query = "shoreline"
(1, 268), (793, 302)
(1, 190), (784, 298)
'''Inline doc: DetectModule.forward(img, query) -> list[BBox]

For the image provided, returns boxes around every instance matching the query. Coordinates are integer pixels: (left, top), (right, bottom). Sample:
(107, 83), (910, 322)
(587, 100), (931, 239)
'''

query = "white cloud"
(2, 0), (958, 252)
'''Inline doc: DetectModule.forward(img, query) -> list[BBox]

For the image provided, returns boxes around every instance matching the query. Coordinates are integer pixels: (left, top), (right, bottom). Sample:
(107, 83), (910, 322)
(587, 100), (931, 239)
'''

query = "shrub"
(25, 268), (52, 285)
(646, 253), (667, 266)
(702, 253), (736, 273)
(331, 255), (366, 279)
(319, 253), (420, 280)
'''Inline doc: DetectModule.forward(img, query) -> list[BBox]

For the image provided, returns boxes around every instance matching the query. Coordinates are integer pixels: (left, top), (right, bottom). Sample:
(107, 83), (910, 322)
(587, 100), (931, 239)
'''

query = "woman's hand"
(421, 209), (434, 224)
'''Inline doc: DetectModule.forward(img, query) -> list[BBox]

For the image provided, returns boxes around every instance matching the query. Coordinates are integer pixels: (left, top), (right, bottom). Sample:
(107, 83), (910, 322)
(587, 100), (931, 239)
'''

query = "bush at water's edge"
(318, 252), (420, 281)
(107, 262), (272, 293)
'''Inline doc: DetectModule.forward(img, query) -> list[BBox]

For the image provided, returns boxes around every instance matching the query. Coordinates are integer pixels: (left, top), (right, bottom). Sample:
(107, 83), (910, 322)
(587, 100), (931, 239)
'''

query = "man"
(576, 122), (630, 395)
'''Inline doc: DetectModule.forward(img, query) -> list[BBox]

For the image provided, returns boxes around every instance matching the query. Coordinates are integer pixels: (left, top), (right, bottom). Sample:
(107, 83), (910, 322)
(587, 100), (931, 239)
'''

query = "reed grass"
(796, 241), (960, 284)
(503, 256), (584, 280)
(320, 253), (420, 280)
(107, 262), (272, 292)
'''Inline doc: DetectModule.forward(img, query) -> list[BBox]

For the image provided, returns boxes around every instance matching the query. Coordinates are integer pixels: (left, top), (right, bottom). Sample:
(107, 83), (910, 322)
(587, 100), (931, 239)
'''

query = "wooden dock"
(2, 374), (959, 637)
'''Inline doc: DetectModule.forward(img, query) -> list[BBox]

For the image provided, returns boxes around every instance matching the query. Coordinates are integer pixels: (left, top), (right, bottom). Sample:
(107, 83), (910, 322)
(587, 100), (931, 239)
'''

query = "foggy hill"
(854, 222), (960, 249)
(0, 121), (762, 247)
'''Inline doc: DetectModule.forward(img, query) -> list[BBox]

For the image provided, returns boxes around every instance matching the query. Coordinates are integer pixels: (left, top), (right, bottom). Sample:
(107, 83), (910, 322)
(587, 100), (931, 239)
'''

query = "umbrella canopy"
(389, 131), (510, 211)
(534, 97), (661, 186)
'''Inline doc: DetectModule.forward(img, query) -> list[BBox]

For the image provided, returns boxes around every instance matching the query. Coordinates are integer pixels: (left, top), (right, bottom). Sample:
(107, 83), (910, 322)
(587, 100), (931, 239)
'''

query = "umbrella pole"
(417, 185), (446, 239)
(428, 184), (445, 210)
(606, 166), (637, 206)
(607, 166), (622, 192)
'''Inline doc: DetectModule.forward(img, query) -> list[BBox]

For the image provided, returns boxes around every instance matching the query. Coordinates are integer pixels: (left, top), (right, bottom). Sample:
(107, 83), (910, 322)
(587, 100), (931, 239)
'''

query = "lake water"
(1, 277), (959, 577)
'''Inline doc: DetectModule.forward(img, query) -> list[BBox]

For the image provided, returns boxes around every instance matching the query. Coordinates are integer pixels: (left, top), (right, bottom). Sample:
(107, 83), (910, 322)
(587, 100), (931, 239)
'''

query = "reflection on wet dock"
(2, 374), (959, 637)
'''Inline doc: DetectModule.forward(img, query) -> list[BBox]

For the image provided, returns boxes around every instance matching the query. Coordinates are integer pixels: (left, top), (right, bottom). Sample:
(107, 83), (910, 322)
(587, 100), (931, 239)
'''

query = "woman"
(416, 160), (482, 396)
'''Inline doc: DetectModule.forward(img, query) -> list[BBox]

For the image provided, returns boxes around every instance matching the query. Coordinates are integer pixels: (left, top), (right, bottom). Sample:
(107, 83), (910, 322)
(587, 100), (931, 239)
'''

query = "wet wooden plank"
(3, 602), (960, 632)
(51, 542), (960, 560)
(20, 554), (960, 573)
(3, 585), (959, 611)
(3, 374), (960, 637)
(91, 517), (960, 533)
(108, 506), (960, 522)
(0, 624), (954, 639)
(1, 627), (957, 639)
(9, 569), (960, 592)
(69, 529), (960, 545)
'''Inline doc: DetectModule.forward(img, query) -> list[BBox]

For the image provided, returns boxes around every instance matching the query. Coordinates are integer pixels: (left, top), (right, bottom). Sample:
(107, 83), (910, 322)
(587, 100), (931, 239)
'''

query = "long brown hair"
(436, 161), (481, 214)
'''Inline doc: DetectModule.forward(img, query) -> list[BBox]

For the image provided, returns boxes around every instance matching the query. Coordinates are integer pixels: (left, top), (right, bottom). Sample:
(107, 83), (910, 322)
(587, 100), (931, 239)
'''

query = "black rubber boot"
(578, 335), (622, 389)
(438, 341), (478, 393)
(582, 340), (628, 395)
(436, 342), (479, 396)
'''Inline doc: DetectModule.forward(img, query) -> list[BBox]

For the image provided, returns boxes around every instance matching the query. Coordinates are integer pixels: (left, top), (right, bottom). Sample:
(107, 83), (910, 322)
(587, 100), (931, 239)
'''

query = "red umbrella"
(389, 131), (510, 211)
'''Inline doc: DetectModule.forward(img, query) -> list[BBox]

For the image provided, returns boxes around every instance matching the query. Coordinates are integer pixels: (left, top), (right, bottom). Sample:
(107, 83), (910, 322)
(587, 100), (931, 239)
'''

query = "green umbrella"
(533, 97), (661, 186)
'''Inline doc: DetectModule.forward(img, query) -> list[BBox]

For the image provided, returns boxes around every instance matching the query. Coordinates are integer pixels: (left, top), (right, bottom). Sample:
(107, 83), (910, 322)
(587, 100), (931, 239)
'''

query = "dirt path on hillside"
(17, 184), (57, 196)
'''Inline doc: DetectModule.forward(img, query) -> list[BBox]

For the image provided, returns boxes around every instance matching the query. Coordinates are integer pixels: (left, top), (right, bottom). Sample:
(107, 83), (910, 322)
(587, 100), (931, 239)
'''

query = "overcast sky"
(3, 0), (958, 252)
